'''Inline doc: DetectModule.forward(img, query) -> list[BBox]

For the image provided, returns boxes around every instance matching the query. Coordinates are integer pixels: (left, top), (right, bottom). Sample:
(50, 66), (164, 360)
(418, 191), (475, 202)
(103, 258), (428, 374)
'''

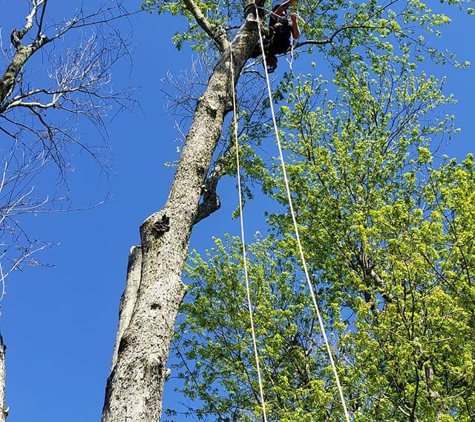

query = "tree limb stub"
(194, 166), (223, 225)
(194, 142), (236, 225)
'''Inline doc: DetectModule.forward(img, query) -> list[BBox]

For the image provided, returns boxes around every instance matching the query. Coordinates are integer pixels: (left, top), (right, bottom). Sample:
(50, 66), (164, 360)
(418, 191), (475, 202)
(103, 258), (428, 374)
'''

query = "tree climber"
(251, 0), (301, 73)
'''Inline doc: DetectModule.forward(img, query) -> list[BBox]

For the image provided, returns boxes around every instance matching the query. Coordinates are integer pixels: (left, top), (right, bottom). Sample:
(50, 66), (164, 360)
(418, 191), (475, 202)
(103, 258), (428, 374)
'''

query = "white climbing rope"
(255, 5), (351, 421)
(229, 47), (269, 422)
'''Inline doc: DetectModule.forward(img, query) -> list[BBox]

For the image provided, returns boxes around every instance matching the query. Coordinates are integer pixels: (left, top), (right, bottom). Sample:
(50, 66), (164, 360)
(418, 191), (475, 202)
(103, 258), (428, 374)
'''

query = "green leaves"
(154, 0), (475, 420)
(142, 0), (474, 64)
(261, 59), (473, 418)
(169, 235), (340, 421)
(142, 0), (241, 52)
(170, 53), (475, 418)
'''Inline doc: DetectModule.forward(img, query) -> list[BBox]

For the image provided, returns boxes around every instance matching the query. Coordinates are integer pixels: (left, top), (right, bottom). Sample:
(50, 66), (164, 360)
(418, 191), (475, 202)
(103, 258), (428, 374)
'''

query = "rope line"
(229, 47), (269, 422)
(255, 6), (350, 421)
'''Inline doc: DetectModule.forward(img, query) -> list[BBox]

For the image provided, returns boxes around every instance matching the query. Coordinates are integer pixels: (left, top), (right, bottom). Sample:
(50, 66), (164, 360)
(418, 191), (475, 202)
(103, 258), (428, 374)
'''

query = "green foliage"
(169, 54), (475, 421)
(169, 235), (339, 421)
(142, 0), (243, 52)
(153, 0), (475, 420)
(142, 0), (474, 67)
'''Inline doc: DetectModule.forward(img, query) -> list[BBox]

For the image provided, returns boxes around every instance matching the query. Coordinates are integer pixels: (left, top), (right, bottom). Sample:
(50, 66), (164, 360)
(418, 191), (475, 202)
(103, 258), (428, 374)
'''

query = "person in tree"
(252, 0), (301, 73)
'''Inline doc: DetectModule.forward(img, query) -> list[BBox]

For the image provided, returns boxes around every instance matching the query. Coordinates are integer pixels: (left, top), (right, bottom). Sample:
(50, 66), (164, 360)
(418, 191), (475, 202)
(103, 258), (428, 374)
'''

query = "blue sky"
(0, 1), (474, 421)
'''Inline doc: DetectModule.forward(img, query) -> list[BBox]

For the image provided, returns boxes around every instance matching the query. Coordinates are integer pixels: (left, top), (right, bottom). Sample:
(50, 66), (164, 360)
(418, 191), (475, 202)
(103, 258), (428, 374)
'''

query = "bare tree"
(0, 1), (135, 419)
(1, 0), (135, 168)
(0, 0), (135, 280)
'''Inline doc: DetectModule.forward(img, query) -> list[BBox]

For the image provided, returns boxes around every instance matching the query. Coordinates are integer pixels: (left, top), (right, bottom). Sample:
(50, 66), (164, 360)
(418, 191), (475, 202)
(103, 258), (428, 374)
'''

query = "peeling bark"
(102, 3), (263, 421)
(110, 246), (142, 370)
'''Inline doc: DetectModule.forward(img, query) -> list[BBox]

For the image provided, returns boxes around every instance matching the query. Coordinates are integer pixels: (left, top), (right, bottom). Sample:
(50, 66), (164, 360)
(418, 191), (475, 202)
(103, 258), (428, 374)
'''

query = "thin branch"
(35, 0), (48, 40)
(11, 0), (47, 47)
(183, 0), (229, 52)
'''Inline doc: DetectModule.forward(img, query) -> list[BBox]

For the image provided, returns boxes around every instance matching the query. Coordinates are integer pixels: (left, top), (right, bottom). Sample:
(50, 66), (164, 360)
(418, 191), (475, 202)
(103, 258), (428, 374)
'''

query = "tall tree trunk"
(0, 334), (8, 422)
(102, 3), (261, 421)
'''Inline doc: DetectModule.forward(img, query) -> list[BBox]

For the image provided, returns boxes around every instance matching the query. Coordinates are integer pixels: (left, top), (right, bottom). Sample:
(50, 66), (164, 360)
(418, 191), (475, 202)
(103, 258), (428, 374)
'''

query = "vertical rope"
(255, 6), (350, 421)
(229, 47), (269, 422)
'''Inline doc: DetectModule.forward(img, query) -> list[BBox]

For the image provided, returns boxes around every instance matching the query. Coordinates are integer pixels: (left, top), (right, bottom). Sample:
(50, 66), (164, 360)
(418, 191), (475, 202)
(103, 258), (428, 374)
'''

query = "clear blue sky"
(0, 1), (473, 421)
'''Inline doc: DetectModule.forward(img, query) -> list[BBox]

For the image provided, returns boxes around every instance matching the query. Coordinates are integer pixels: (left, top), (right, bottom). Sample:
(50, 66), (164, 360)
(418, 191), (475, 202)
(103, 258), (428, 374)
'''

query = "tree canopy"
(152, 0), (475, 420)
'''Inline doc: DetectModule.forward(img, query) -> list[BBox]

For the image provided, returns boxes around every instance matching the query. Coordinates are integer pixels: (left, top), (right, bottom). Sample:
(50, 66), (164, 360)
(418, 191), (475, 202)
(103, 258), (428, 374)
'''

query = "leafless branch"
(1, 1), (138, 175)
(0, 0), (138, 288)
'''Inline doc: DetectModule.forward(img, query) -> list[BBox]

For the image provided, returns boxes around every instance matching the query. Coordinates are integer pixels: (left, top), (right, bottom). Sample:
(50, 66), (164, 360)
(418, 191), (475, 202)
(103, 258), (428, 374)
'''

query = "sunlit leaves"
(142, 0), (474, 66)
(167, 235), (336, 420)
(170, 51), (475, 419)
(151, 0), (475, 419)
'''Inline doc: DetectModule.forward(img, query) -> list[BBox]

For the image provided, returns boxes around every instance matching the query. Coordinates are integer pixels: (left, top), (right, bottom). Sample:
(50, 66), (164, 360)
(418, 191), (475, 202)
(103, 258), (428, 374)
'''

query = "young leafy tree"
(172, 55), (475, 420)
(103, 0), (473, 420)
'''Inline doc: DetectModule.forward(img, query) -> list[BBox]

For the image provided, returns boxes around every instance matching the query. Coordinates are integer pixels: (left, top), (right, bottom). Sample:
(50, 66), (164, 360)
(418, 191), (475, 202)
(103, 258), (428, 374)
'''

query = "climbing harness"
(251, 0), (300, 73)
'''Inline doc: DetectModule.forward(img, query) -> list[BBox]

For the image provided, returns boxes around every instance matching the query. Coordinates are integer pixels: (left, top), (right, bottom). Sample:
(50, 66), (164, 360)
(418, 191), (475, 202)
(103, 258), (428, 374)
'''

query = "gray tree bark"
(0, 1), (50, 111)
(102, 2), (264, 421)
(0, 335), (8, 422)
